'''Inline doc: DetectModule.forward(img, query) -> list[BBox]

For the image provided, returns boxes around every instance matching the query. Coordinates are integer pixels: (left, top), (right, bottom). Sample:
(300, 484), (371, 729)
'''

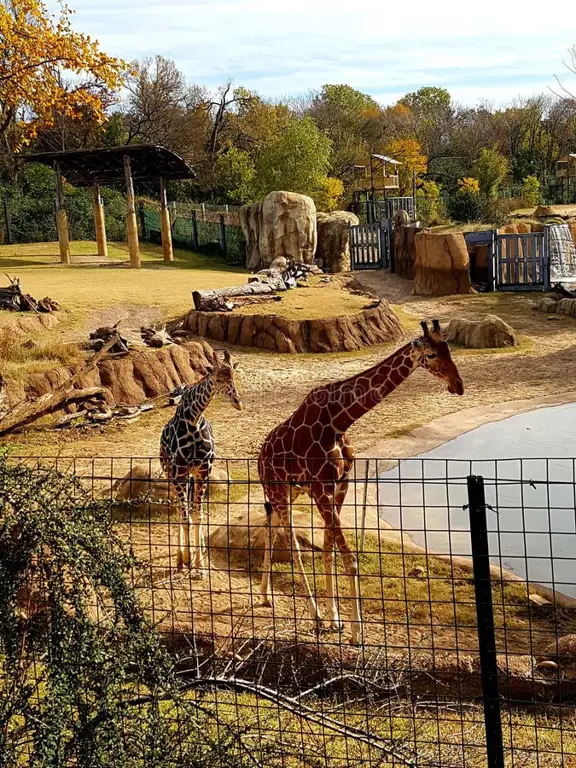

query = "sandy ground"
(9, 271), (576, 657)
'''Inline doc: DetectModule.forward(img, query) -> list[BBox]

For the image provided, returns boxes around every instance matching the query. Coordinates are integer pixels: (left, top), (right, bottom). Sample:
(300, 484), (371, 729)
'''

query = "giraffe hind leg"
(189, 464), (211, 580)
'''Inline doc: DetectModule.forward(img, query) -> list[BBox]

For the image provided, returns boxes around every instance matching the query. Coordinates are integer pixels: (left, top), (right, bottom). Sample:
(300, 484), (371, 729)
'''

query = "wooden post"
(2, 199), (12, 245)
(191, 209), (199, 250)
(123, 154), (141, 268)
(93, 183), (108, 260)
(159, 177), (174, 264)
(219, 214), (227, 258)
(54, 161), (71, 265)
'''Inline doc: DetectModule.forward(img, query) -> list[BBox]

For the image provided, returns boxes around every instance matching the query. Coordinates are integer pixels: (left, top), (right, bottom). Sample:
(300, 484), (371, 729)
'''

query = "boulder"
(444, 315), (519, 349)
(113, 464), (230, 518)
(315, 211), (358, 273)
(209, 510), (323, 566)
(413, 232), (474, 296)
(239, 191), (317, 271)
(558, 298), (576, 317)
(394, 210), (430, 279)
(535, 297), (559, 314)
(534, 205), (557, 218)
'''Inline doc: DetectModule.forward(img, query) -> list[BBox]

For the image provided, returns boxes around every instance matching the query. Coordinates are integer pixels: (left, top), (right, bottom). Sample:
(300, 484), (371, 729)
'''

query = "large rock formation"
(6, 341), (213, 408)
(315, 211), (358, 273)
(394, 210), (430, 279)
(239, 191), (317, 271)
(413, 232), (473, 296)
(185, 299), (403, 354)
(444, 315), (519, 349)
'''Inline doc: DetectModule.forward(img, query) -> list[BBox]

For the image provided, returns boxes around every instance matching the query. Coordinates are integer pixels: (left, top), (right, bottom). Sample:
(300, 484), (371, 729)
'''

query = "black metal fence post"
(191, 210), (199, 250)
(138, 200), (146, 240)
(219, 214), (227, 258)
(3, 199), (12, 245)
(467, 475), (505, 768)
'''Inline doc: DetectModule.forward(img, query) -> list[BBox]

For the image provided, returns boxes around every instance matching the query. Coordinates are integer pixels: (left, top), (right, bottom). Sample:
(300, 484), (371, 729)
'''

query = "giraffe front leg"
(173, 480), (190, 570)
(190, 469), (210, 580)
(323, 527), (344, 633)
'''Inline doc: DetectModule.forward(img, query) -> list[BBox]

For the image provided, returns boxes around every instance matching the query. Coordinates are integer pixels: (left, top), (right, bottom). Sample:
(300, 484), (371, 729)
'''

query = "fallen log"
(0, 335), (119, 436)
(192, 283), (276, 311)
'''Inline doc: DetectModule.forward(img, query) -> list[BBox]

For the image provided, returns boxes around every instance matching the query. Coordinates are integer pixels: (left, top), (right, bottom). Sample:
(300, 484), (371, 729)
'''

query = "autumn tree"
(254, 115), (333, 203)
(473, 147), (509, 198)
(0, 0), (127, 153)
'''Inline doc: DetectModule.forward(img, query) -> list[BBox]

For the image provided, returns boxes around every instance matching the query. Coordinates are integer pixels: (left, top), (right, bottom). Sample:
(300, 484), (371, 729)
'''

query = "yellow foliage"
(313, 176), (344, 212)
(459, 177), (481, 193)
(384, 138), (427, 194)
(0, 0), (127, 148)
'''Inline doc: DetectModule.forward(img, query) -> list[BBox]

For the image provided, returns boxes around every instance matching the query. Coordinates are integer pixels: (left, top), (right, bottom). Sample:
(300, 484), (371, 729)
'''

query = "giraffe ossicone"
(258, 319), (464, 646)
(160, 347), (243, 576)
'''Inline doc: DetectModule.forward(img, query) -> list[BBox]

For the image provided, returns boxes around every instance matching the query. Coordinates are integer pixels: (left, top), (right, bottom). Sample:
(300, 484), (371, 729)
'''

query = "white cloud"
(49, 0), (576, 105)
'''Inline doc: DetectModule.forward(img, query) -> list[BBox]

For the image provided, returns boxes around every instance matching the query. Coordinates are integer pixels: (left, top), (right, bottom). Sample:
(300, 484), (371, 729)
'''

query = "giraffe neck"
(176, 376), (216, 425)
(328, 342), (422, 434)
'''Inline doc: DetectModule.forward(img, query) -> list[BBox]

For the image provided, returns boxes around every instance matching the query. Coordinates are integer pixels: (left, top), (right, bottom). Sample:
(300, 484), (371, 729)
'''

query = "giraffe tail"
(264, 501), (273, 519)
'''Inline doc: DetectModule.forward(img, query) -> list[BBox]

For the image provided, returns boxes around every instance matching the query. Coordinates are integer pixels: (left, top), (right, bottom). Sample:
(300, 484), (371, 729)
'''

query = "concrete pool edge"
(348, 391), (576, 608)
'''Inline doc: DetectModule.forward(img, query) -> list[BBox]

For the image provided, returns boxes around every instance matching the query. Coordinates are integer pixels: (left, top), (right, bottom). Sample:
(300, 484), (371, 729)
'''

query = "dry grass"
(233, 277), (368, 320)
(0, 240), (244, 328)
(0, 327), (84, 379)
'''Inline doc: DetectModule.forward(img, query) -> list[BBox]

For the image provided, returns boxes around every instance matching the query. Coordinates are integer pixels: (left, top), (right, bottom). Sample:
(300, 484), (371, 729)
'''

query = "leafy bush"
(473, 148), (508, 199)
(415, 180), (447, 225)
(446, 182), (483, 223)
(481, 197), (517, 226)
(0, 454), (260, 767)
(520, 175), (541, 208)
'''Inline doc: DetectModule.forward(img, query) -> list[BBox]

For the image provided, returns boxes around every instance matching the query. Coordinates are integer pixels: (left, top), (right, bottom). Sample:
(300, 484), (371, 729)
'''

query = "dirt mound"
(444, 315), (519, 348)
(0, 313), (59, 334)
(185, 300), (402, 354)
(209, 510), (323, 565)
(7, 341), (213, 408)
(413, 232), (474, 296)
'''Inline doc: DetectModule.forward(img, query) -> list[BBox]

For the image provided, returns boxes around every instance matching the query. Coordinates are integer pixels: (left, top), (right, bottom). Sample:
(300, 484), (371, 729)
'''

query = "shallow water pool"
(378, 403), (576, 597)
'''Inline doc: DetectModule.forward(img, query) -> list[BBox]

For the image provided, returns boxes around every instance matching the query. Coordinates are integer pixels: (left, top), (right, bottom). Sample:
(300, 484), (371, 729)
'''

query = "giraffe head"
(416, 320), (464, 396)
(212, 349), (243, 410)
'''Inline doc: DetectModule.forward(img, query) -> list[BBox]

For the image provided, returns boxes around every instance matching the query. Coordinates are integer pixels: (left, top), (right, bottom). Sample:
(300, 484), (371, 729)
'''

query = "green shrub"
(520, 175), (541, 208)
(446, 187), (483, 223)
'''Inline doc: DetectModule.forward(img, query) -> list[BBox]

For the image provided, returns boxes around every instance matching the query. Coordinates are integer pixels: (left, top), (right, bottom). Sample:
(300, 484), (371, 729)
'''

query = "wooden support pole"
(93, 184), (108, 260)
(54, 161), (71, 265)
(159, 176), (173, 264)
(123, 154), (141, 268)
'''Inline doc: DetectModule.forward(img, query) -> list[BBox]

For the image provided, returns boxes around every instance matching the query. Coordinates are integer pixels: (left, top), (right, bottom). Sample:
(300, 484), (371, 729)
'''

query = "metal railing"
(7, 454), (576, 767)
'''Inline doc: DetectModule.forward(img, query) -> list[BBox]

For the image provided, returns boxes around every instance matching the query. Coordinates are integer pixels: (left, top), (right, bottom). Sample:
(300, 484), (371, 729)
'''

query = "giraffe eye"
(426, 354), (436, 359)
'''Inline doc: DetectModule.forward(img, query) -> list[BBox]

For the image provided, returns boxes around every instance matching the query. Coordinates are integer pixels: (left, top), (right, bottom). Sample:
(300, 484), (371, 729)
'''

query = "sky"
(51, 0), (576, 106)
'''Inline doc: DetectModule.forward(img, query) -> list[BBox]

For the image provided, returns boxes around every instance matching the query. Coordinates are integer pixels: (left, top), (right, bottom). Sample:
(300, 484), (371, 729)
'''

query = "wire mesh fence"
(6, 454), (576, 766)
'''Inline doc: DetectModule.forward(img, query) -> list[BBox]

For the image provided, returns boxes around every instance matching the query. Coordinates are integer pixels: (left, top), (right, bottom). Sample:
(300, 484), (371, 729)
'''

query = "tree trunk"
(192, 284), (275, 310)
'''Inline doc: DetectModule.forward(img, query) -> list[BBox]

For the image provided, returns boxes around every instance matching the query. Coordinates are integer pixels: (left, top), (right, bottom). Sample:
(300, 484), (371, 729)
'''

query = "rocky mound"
(0, 313), (59, 335)
(209, 510), (323, 565)
(7, 341), (213, 409)
(535, 297), (576, 317)
(444, 315), (519, 348)
(185, 299), (402, 354)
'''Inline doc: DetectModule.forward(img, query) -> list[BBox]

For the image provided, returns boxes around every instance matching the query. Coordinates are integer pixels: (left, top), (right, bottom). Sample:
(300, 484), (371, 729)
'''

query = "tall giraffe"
(160, 349), (242, 576)
(258, 320), (464, 645)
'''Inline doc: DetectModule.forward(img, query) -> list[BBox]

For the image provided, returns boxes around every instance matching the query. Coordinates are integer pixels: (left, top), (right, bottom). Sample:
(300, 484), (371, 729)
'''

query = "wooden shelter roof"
(22, 145), (195, 187)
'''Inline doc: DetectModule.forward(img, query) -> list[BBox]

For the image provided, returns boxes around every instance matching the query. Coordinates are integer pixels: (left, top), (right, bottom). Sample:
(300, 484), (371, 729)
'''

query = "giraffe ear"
(432, 319), (441, 334)
(233, 362), (240, 370)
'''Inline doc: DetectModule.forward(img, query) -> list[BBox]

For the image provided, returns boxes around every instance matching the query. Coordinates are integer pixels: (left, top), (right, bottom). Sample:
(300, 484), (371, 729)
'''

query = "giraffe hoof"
(324, 619), (345, 633)
(191, 568), (207, 581)
(257, 597), (273, 609)
(349, 624), (365, 647)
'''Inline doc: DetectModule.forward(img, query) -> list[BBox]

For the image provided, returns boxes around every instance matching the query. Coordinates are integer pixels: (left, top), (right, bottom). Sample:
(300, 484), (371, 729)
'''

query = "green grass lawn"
(0, 240), (244, 321)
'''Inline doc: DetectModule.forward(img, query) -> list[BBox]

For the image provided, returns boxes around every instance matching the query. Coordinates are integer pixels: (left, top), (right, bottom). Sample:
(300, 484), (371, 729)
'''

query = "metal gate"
(350, 221), (391, 270)
(495, 231), (549, 291)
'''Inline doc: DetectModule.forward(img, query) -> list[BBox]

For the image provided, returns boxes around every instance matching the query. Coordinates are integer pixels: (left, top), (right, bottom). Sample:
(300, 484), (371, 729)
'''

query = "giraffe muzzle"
(449, 379), (464, 396)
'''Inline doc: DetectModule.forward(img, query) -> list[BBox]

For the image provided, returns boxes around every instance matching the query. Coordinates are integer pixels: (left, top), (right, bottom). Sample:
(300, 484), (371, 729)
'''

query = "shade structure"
(20, 145), (194, 268)
(21, 144), (195, 187)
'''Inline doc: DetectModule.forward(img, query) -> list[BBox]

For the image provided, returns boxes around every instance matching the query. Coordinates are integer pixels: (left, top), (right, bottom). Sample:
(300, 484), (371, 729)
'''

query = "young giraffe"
(258, 320), (464, 645)
(160, 349), (242, 576)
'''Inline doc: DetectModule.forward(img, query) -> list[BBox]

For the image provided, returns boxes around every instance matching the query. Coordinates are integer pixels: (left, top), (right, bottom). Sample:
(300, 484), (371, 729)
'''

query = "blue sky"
(52, 0), (576, 106)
